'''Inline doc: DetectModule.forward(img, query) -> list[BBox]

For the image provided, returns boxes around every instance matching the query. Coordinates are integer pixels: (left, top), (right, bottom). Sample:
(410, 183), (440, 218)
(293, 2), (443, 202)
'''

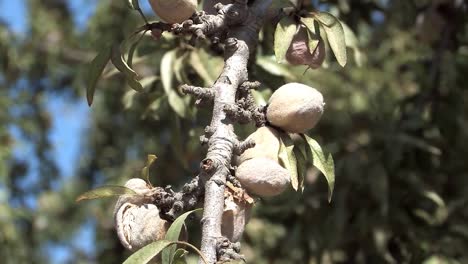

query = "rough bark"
(182, 1), (272, 263)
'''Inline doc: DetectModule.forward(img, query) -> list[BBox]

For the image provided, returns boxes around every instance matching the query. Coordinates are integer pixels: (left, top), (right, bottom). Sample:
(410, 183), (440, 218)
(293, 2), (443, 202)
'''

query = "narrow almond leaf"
(189, 51), (214, 85)
(123, 240), (207, 264)
(127, 31), (146, 68)
(161, 50), (188, 118)
(301, 17), (321, 52)
(278, 133), (299, 191)
(86, 47), (112, 106)
(110, 44), (144, 92)
(256, 56), (295, 79)
(141, 154), (157, 185)
(341, 21), (363, 66)
(274, 16), (297, 63)
(172, 248), (189, 264)
(301, 134), (335, 202)
(313, 12), (347, 67)
(162, 208), (203, 264)
(293, 146), (307, 192)
(75, 186), (137, 202)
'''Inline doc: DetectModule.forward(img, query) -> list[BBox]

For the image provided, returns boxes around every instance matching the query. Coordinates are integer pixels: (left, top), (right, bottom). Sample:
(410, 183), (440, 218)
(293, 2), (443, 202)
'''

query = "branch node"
(201, 158), (215, 173)
(200, 135), (209, 145)
(225, 38), (239, 52)
(234, 138), (255, 155)
(224, 104), (251, 124)
(216, 237), (245, 262)
(181, 85), (215, 100)
(240, 81), (261, 91)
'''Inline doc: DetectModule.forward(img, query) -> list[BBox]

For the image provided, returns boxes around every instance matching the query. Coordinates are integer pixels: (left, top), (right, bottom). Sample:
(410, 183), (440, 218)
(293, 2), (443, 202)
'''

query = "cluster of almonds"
(113, 178), (251, 250)
(115, 0), (326, 250)
(235, 82), (325, 197)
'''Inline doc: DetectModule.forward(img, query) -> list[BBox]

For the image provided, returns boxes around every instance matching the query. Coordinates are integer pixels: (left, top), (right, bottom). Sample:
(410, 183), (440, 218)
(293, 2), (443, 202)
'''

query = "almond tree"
(82, 1), (343, 263)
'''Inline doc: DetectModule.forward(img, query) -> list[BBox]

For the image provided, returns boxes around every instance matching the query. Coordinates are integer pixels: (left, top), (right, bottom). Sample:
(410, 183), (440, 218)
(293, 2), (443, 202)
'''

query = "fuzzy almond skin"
(266, 83), (324, 133)
(148, 0), (197, 24)
(236, 158), (291, 197)
(235, 126), (281, 165)
(124, 204), (170, 251)
(114, 178), (171, 251)
(221, 195), (252, 242)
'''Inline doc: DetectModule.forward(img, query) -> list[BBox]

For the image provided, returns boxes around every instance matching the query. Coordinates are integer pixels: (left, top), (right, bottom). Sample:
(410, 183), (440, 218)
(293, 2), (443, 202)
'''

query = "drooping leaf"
(293, 146), (307, 192)
(162, 208), (203, 264)
(301, 17), (320, 52)
(110, 44), (144, 92)
(189, 51), (214, 85)
(75, 186), (137, 202)
(123, 240), (207, 264)
(174, 53), (189, 84)
(141, 154), (157, 185)
(161, 50), (188, 118)
(301, 134), (335, 202)
(86, 47), (112, 106)
(278, 133), (299, 191)
(313, 12), (347, 67)
(127, 31), (147, 68)
(341, 21), (363, 66)
(274, 16), (297, 63)
(171, 248), (189, 264)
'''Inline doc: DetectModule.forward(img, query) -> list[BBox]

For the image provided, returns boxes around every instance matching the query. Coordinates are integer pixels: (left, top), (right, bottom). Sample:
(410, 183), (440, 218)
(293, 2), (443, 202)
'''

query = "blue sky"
(1, 0), (95, 262)
(0, 1), (158, 262)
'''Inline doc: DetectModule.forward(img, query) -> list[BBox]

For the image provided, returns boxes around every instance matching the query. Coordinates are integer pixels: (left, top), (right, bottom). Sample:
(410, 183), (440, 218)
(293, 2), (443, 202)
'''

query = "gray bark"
(194, 1), (272, 263)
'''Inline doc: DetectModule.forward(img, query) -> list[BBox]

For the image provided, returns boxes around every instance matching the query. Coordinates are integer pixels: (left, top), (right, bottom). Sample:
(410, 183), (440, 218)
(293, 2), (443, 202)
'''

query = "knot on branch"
(234, 138), (255, 155)
(216, 237), (244, 262)
(224, 104), (251, 124)
(239, 81), (261, 92)
(221, 80), (267, 126)
(181, 84), (215, 107)
(152, 177), (203, 221)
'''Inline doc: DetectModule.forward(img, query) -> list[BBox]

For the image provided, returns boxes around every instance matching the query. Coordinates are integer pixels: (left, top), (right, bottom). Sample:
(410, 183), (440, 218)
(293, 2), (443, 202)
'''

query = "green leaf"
(75, 186), (137, 202)
(301, 134), (335, 202)
(256, 56), (295, 79)
(123, 240), (208, 264)
(274, 16), (297, 63)
(293, 146), (307, 192)
(127, 31), (146, 68)
(313, 12), (347, 67)
(110, 44), (144, 92)
(171, 249), (189, 264)
(86, 47), (112, 106)
(161, 50), (188, 118)
(278, 133), (299, 191)
(341, 21), (363, 66)
(141, 154), (157, 185)
(162, 208), (202, 264)
(301, 17), (321, 52)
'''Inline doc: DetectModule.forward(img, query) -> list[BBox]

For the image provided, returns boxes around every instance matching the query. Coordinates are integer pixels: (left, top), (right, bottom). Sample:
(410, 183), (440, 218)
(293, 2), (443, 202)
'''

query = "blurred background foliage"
(1, 0), (468, 263)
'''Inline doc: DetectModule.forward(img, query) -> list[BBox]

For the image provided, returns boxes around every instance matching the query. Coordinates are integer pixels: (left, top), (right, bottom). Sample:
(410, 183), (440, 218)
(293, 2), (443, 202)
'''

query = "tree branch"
(178, 1), (272, 263)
